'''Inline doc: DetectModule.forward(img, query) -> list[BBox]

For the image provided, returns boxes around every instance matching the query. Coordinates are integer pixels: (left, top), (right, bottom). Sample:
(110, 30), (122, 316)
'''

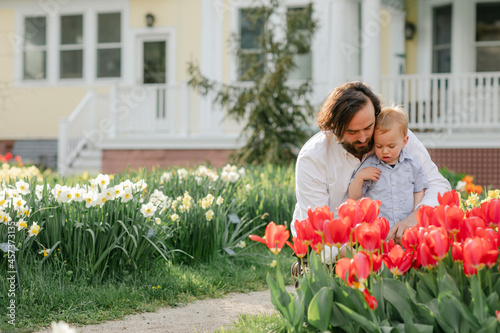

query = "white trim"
(100, 134), (243, 150)
(11, 0), (128, 87)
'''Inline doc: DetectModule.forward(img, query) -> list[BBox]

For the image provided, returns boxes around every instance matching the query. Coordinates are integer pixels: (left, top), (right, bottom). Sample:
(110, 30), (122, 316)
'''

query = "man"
(291, 81), (451, 263)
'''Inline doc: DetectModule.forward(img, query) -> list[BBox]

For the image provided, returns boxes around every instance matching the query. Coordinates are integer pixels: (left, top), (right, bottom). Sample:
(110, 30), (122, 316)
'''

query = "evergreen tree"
(187, 0), (317, 165)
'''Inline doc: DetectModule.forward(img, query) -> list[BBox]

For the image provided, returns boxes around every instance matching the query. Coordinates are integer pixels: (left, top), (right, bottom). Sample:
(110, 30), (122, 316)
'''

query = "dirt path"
(36, 286), (295, 333)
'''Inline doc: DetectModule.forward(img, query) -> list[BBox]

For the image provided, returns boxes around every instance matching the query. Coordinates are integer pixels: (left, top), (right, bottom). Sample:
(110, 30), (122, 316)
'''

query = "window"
(97, 12), (121, 78)
(60, 15), (84, 79)
(23, 16), (47, 80)
(432, 5), (452, 73)
(238, 8), (265, 80)
(287, 6), (313, 80)
(476, 2), (500, 72)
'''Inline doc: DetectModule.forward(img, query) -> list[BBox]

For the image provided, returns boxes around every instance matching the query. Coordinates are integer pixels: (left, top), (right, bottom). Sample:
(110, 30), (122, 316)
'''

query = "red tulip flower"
(418, 243), (438, 269)
(338, 199), (364, 229)
(438, 190), (460, 207)
(4, 152), (12, 161)
(294, 218), (315, 246)
(458, 217), (486, 241)
(373, 217), (390, 240)
(463, 237), (489, 271)
(452, 242), (463, 263)
(307, 206), (331, 237)
(370, 252), (383, 272)
(358, 197), (381, 224)
(417, 205), (440, 228)
(249, 222), (289, 255)
(435, 204), (464, 235)
(310, 233), (324, 254)
(286, 237), (308, 259)
(483, 198), (500, 228)
(424, 226), (450, 261)
(347, 252), (372, 290)
(323, 218), (350, 249)
(401, 226), (420, 252)
(355, 223), (383, 254)
(362, 288), (378, 310)
(382, 244), (414, 276)
(335, 257), (351, 283)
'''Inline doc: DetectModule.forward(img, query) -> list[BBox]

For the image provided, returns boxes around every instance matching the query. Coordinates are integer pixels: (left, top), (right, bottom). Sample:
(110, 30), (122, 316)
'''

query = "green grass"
(0, 247), (295, 332)
(218, 313), (287, 333)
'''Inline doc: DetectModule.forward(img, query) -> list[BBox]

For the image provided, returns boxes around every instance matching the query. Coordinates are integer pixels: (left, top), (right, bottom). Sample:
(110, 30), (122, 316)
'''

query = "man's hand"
(387, 209), (418, 244)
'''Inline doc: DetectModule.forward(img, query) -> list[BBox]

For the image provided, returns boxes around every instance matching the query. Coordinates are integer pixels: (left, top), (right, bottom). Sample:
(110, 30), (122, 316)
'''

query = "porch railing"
(58, 90), (108, 175)
(380, 72), (500, 133)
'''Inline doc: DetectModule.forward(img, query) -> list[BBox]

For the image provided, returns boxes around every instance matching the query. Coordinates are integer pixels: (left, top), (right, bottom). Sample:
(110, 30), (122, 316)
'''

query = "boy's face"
(373, 127), (408, 165)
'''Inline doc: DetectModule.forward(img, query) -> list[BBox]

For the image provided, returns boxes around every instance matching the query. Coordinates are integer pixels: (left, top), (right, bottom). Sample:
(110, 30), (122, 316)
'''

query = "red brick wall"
(102, 149), (234, 174)
(0, 141), (15, 154)
(427, 148), (500, 189)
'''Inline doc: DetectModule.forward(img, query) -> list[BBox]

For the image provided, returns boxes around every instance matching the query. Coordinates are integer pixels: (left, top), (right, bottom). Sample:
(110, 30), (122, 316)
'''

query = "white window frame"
(96, 11), (123, 79)
(13, 0), (128, 87)
(21, 16), (48, 82)
(58, 13), (85, 81)
(474, 0), (500, 72)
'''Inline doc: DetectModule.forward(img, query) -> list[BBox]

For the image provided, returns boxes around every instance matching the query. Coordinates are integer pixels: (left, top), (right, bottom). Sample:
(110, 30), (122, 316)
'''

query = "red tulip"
(458, 217), (486, 241)
(335, 257), (351, 283)
(310, 233), (324, 254)
(358, 197), (381, 224)
(452, 242), (463, 263)
(323, 218), (350, 249)
(496, 310), (500, 323)
(417, 205), (440, 228)
(307, 206), (331, 236)
(424, 226), (450, 261)
(362, 288), (378, 310)
(355, 223), (382, 254)
(286, 237), (308, 259)
(463, 259), (478, 277)
(402, 226), (420, 252)
(249, 222), (289, 255)
(338, 199), (364, 229)
(463, 237), (488, 271)
(5, 152), (12, 161)
(483, 198), (500, 228)
(438, 190), (460, 207)
(373, 217), (390, 240)
(418, 243), (438, 269)
(347, 252), (372, 290)
(466, 205), (487, 221)
(371, 252), (383, 272)
(294, 218), (315, 246)
(435, 204), (464, 235)
(382, 244), (414, 276)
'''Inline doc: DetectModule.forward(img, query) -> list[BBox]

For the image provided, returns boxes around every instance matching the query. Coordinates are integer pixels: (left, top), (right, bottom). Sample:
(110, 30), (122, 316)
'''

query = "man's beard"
(340, 139), (374, 156)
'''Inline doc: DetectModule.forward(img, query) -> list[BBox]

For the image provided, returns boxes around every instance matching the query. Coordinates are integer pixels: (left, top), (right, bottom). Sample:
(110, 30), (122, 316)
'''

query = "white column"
(200, 0), (224, 135)
(361, 0), (381, 90)
(330, 0), (349, 89)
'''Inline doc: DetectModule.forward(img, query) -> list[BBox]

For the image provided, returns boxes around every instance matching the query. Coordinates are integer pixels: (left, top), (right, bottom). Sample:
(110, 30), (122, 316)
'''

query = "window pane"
(24, 17), (46, 47)
(61, 15), (83, 45)
(476, 46), (500, 72)
(238, 52), (264, 81)
(240, 8), (264, 49)
(476, 3), (500, 42)
(433, 49), (451, 73)
(23, 51), (46, 79)
(60, 50), (83, 79)
(143, 41), (166, 84)
(98, 13), (121, 43)
(433, 5), (452, 46)
(289, 53), (312, 80)
(97, 48), (121, 78)
(287, 7), (313, 80)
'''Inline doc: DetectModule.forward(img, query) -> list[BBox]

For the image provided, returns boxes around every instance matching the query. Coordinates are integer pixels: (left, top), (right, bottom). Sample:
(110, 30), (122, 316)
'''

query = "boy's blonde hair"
(376, 106), (408, 138)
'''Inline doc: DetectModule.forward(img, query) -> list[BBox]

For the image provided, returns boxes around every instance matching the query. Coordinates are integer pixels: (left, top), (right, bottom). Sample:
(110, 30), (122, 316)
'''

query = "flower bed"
(252, 190), (500, 332)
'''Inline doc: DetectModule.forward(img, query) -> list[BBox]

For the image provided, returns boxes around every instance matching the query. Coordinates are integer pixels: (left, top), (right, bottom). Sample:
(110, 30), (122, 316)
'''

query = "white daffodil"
(216, 196), (224, 206)
(160, 172), (172, 183)
(15, 179), (30, 195)
(120, 187), (133, 203)
(83, 191), (97, 208)
(28, 222), (40, 237)
(140, 202), (157, 218)
(16, 218), (28, 230)
(205, 209), (214, 221)
(95, 174), (110, 188)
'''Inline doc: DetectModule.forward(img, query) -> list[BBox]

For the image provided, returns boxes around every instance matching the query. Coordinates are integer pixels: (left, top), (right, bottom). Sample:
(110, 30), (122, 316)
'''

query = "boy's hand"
(355, 167), (381, 182)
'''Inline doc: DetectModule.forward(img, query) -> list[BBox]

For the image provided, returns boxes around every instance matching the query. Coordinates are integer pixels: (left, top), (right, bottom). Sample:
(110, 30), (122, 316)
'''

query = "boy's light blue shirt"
(351, 148), (429, 227)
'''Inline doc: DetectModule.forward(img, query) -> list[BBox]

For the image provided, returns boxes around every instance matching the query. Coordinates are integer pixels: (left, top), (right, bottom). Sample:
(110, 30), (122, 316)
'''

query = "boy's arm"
(413, 190), (425, 210)
(348, 167), (381, 200)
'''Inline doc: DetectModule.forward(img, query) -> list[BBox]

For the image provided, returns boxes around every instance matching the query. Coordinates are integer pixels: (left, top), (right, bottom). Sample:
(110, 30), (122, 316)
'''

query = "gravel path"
(36, 286), (295, 333)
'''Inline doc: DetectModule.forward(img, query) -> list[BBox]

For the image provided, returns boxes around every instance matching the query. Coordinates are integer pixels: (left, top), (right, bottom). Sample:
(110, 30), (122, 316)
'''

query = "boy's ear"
(402, 135), (409, 147)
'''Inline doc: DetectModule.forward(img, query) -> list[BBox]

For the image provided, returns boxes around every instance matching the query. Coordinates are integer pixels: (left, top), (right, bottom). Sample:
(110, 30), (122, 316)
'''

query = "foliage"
(253, 193), (500, 332)
(187, 0), (317, 165)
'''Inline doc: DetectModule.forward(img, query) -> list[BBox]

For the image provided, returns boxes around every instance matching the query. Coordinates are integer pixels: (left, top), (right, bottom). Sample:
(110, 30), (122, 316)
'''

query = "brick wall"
(427, 148), (500, 189)
(102, 149), (234, 174)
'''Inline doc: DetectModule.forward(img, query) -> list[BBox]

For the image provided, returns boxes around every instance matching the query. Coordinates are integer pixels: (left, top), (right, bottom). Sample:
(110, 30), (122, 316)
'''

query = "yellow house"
(0, 0), (499, 186)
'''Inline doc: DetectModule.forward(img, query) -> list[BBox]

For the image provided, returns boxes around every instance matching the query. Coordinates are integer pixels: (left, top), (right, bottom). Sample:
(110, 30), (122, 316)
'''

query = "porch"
(58, 72), (500, 183)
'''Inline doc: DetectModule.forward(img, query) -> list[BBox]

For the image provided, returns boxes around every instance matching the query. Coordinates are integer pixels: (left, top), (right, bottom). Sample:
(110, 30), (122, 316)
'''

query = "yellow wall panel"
(405, 0), (418, 74)
(0, 9), (15, 83)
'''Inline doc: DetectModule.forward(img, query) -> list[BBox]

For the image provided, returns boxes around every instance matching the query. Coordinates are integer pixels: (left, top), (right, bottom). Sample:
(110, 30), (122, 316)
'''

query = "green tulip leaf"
(416, 270), (438, 297)
(470, 275), (487, 324)
(428, 298), (455, 333)
(336, 302), (381, 333)
(382, 278), (412, 321)
(438, 292), (461, 332)
(437, 269), (461, 298)
(486, 293), (499, 313)
(403, 311), (434, 333)
(307, 286), (333, 332)
(476, 317), (499, 333)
